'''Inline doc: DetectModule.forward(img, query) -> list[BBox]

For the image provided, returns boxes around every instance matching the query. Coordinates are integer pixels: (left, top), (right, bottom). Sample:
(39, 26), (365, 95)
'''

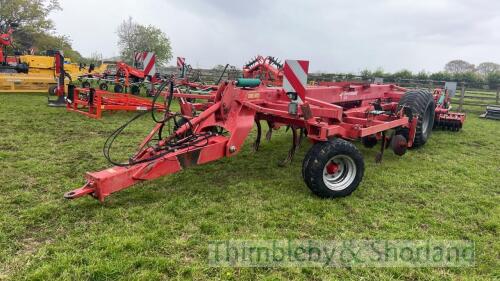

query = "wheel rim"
(322, 155), (357, 191)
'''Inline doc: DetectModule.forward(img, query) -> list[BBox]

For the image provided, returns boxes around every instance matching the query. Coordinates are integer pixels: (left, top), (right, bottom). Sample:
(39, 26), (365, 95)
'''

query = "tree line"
(358, 60), (500, 89)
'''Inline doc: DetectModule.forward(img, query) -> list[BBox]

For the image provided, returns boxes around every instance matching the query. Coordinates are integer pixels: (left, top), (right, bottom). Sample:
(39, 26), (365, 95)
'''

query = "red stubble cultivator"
(64, 59), (463, 202)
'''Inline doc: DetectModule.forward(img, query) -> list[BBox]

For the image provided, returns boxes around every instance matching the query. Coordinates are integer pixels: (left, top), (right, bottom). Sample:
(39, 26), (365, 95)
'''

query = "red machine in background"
(243, 55), (283, 86)
(432, 83), (466, 131)
(79, 52), (161, 96)
(0, 21), (28, 73)
(64, 56), (212, 119)
(113, 52), (160, 94)
(66, 87), (166, 119)
(0, 24), (14, 62)
(0, 21), (15, 66)
(113, 61), (161, 93)
(47, 51), (69, 107)
(64, 59), (466, 202)
(46, 51), (166, 117)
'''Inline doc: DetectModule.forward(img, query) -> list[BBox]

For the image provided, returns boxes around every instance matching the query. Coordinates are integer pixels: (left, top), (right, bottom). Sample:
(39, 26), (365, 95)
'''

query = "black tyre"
(99, 83), (108, 91)
(397, 90), (435, 148)
(130, 85), (140, 95)
(302, 138), (365, 198)
(114, 84), (123, 93)
(82, 81), (91, 88)
(48, 85), (57, 96)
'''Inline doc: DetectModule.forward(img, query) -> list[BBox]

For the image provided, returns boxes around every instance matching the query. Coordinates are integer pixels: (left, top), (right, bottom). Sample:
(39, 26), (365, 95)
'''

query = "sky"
(50, 0), (500, 73)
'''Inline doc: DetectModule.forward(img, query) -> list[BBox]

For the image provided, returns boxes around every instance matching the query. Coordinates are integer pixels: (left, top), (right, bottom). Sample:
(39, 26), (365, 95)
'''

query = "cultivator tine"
(265, 121), (274, 141)
(297, 128), (306, 148)
(253, 120), (262, 152)
(375, 132), (388, 163)
(279, 126), (301, 167)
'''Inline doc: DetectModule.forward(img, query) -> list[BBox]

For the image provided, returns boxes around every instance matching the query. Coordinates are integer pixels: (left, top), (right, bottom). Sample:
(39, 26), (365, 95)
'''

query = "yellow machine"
(0, 55), (109, 93)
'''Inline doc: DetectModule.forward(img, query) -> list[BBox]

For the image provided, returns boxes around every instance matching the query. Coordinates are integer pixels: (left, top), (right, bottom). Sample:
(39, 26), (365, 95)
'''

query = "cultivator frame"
(64, 59), (465, 202)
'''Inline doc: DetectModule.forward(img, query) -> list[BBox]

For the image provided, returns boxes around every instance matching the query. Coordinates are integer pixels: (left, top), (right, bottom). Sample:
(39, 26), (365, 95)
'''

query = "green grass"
(0, 94), (498, 280)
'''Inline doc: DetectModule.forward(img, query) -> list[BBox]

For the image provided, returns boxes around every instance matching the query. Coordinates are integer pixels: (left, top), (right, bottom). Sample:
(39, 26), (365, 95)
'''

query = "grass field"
(0, 93), (498, 280)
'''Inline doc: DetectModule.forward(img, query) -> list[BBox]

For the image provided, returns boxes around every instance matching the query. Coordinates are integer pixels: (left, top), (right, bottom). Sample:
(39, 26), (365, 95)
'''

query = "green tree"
(373, 67), (385, 78)
(444, 60), (475, 74)
(359, 69), (372, 80)
(392, 69), (413, 80)
(429, 72), (452, 81)
(485, 71), (500, 89)
(452, 71), (483, 86)
(117, 17), (172, 66)
(32, 33), (83, 61)
(0, 0), (60, 32)
(0, 0), (83, 61)
(415, 70), (429, 80)
(476, 62), (500, 76)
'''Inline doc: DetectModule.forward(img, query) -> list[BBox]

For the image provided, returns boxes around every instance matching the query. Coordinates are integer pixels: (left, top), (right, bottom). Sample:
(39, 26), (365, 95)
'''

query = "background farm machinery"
(0, 21), (28, 74)
(62, 55), (197, 118)
(64, 59), (466, 202)
(432, 83), (466, 130)
(65, 87), (166, 119)
(77, 52), (163, 96)
(243, 55), (283, 86)
(0, 20), (106, 93)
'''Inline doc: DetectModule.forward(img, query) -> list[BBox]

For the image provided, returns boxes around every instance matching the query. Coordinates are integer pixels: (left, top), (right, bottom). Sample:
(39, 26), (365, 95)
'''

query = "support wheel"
(302, 138), (364, 198)
(48, 85), (57, 96)
(82, 81), (91, 88)
(397, 90), (435, 148)
(130, 85), (140, 95)
(114, 84), (123, 93)
(99, 83), (108, 91)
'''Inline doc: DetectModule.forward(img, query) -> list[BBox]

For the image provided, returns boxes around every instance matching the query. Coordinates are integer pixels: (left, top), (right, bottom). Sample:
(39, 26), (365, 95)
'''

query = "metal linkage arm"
(64, 134), (229, 202)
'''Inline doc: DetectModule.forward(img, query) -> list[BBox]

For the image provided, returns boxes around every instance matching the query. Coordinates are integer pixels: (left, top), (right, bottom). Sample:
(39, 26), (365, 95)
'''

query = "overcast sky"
(51, 0), (500, 73)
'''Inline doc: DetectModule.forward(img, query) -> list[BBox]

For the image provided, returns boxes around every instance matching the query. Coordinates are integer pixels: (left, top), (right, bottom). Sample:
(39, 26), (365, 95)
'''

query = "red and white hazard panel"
(283, 60), (309, 103)
(134, 52), (157, 76)
(177, 57), (186, 70)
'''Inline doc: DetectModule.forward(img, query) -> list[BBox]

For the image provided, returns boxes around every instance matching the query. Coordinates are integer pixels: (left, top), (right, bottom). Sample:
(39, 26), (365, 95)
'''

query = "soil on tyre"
(397, 89), (435, 148)
(302, 138), (365, 198)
